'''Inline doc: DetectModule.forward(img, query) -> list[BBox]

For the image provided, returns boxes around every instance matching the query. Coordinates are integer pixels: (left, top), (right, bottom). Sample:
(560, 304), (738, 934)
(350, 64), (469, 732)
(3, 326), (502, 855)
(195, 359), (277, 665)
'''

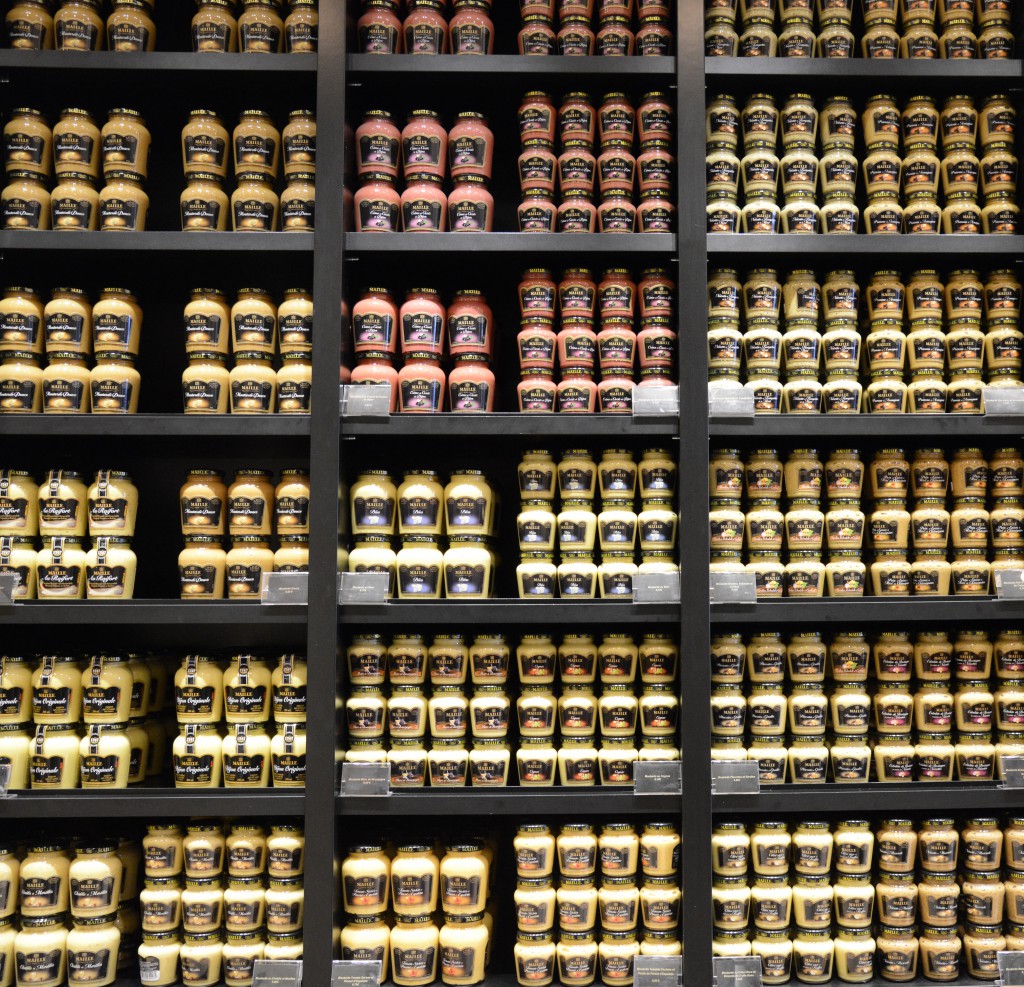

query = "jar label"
(183, 379), (222, 411)
(394, 946), (435, 979)
(182, 197), (220, 231)
(178, 564), (218, 597)
(6, 19), (43, 48)
(224, 752), (265, 783)
(452, 23), (489, 53)
(450, 199), (489, 232)
(173, 752), (216, 784)
(233, 198), (273, 231)
(16, 948), (61, 984)
(406, 22), (444, 52)
(231, 378), (273, 412)
(81, 753), (120, 784)
(102, 131), (139, 167)
(402, 196), (442, 232)
(359, 134), (398, 172)
(449, 314), (488, 348)
(92, 378), (132, 413)
(109, 23), (148, 50)
(100, 197), (140, 231)
(180, 956), (211, 981)
(284, 133), (316, 169)
(2, 195), (42, 229)
(193, 20), (229, 50)
(283, 196), (315, 230)
(240, 21), (281, 51)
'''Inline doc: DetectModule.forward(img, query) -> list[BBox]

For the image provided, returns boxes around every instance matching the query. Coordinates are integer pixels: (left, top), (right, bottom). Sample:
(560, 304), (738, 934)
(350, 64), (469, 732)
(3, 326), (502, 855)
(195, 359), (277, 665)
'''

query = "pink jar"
(638, 319), (676, 367)
(518, 320), (558, 369)
(596, 17), (634, 54)
(354, 173), (401, 232)
(400, 288), (446, 356)
(637, 140), (673, 192)
(558, 322), (598, 369)
(559, 269), (597, 315)
(597, 143), (636, 194)
(558, 18), (595, 54)
(638, 268), (675, 315)
(401, 174), (447, 232)
(518, 369), (557, 412)
(638, 93), (673, 143)
(559, 141), (597, 195)
(448, 175), (494, 231)
(447, 289), (493, 357)
(598, 269), (636, 318)
(597, 370), (635, 412)
(448, 112), (494, 181)
(448, 354), (495, 411)
(398, 353), (445, 412)
(353, 287), (399, 355)
(637, 0), (670, 12)
(639, 367), (674, 387)
(558, 0), (595, 16)
(598, 0), (634, 15)
(599, 93), (636, 144)
(356, 111), (401, 179)
(597, 322), (637, 368)
(558, 93), (597, 147)
(449, 0), (495, 53)
(636, 15), (673, 54)
(519, 92), (557, 144)
(521, 0), (556, 14)
(637, 189), (674, 232)
(351, 353), (400, 412)
(519, 139), (557, 192)
(519, 269), (557, 317)
(358, 0), (403, 52)
(557, 369), (598, 413)
(402, 110), (447, 179)
(557, 191), (598, 232)
(404, 0), (448, 53)
(597, 191), (637, 232)
(519, 190), (557, 231)
(519, 15), (556, 53)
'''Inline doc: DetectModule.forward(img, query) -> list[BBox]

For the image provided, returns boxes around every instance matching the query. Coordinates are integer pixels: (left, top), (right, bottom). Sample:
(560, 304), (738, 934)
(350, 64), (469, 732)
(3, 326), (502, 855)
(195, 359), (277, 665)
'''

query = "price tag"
(711, 760), (760, 795)
(634, 955), (682, 987)
(341, 383), (392, 419)
(260, 572), (309, 605)
(633, 386), (679, 418)
(340, 760), (391, 796)
(0, 763), (12, 799)
(708, 387), (755, 421)
(986, 388), (1024, 416)
(634, 760), (682, 795)
(338, 572), (390, 604)
(634, 571), (680, 604)
(0, 572), (20, 605)
(331, 961), (383, 987)
(710, 571), (757, 605)
(999, 952), (1024, 986)
(1002, 756), (1024, 789)
(252, 959), (303, 987)
(713, 956), (762, 987)
(995, 569), (1024, 600)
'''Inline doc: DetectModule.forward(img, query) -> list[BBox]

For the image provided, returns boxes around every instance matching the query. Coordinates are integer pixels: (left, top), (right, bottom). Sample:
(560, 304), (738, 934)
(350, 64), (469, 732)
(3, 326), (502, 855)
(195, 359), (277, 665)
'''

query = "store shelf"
(342, 414), (677, 437)
(709, 415), (1024, 438)
(0, 50), (317, 74)
(714, 783), (1022, 814)
(0, 789), (305, 817)
(704, 57), (1022, 80)
(710, 597), (1024, 623)
(337, 789), (682, 815)
(347, 54), (676, 78)
(708, 234), (1024, 255)
(345, 233), (676, 255)
(338, 601), (680, 624)
(0, 602), (308, 625)
(0, 232), (314, 254)
(1, 416), (311, 437)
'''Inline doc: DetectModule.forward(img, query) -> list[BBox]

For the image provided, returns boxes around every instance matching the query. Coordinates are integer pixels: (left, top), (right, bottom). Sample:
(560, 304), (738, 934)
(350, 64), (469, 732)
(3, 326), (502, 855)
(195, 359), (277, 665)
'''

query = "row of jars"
(513, 366), (675, 414)
(518, 496), (679, 555)
(5, 533), (139, 598)
(516, 8), (674, 55)
(520, 267), (675, 324)
(356, 0), (495, 54)
(515, 551), (678, 599)
(518, 183), (674, 233)
(178, 533), (309, 600)
(355, 170), (494, 232)
(179, 468), (310, 538)
(167, 721), (307, 788)
(183, 349), (311, 414)
(709, 0), (1011, 30)
(1, 350), (140, 413)
(348, 352), (495, 413)
(185, 287), (312, 359)
(2, 168), (151, 231)
(180, 170), (314, 233)
(519, 448), (677, 503)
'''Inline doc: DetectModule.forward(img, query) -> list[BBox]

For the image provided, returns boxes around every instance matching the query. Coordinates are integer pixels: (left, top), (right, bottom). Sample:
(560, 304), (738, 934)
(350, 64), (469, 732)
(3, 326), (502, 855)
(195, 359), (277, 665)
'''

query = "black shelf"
(709, 415), (1024, 437)
(342, 414), (677, 437)
(704, 57), (1022, 80)
(714, 783), (1024, 814)
(1, 415), (311, 437)
(0, 50), (317, 74)
(708, 234), (1024, 255)
(0, 232), (314, 253)
(347, 54), (676, 78)
(345, 233), (677, 254)
(338, 601), (680, 624)
(710, 597), (1024, 623)
(337, 789), (682, 815)
(0, 789), (305, 817)
(0, 602), (308, 625)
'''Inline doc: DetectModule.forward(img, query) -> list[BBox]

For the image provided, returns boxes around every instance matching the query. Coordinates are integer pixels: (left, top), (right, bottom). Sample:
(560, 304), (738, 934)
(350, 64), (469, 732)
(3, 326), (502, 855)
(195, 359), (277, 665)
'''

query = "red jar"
(402, 110), (447, 179)
(558, 93), (597, 147)
(596, 17), (634, 54)
(597, 0), (634, 15)
(558, 141), (597, 194)
(355, 110), (401, 179)
(637, 189), (674, 231)
(638, 93), (673, 143)
(597, 370), (635, 412)
(447, 289), (493, 357)
(597, 191), (637, 232)
(597, 142), (636, 193)
(519, 92), (557, 143)
(518, 320), (558, 369)
(448, 175), (494, 231)
(353, 287), (399, 355)
(638, 268), (675, 315)
(597, 322), (637, 368)
(518, 368), (557, 412)
(558, 18), (595, 54)
(557, 191), (598, 232)
(448, 112), (494, 181)
(558, 322), (598, 369)
(559, 269), (597, 315)
(636, 15), (673, 54)
(598, 269), (636, 318)
(448, 354), (495, 411)
(350, 352), (399, 412)
(637, 319), (676, 367)
(521, 0), (556, 14)
(519, 269), (558, 317)
(519, 15), (556, 53)
(519, 190), (557, 231)
(354, 173), (401, 231)
(599, 93), (636, 144)
(519, 139), (557, 192)
(404, 0), (448, 53)
(401, 173), (447, 232)
(557, 369), (598, 413)
(398, 353), (445, 412)
(400, 288), (446, 356)
(357, 0), (403, 52)
(449, 0), (495, 53)
(637, 140), (673, 192)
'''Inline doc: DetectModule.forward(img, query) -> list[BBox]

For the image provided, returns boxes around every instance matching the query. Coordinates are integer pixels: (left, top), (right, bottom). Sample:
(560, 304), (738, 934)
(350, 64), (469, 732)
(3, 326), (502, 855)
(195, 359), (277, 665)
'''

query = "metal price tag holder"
(634, 955), (683, 987)
(1001, 756), (1024, 789)
(252, 959), (303, 987)
(0, 572), (20, 605)
(711, 760), (760, 795)
(634, 760), (682, 795)
(340, 383), (391, 419)
(331, 961), (383, 987)
(995, 569), (1024, 600)
(710, 572), (757, 605)
(713, 956), (763, 987)
(633, 386), (679, 418)
(338, 572), (391, 605)
(634, 571), (680, 604)
(339, 761), (391, 796)
(708, 387), (755, 421)
(997, 951), (1024, 986)
(260, 572), (309, 605)
(986, 388), (1024, 417)
(0, 763), (13, 800)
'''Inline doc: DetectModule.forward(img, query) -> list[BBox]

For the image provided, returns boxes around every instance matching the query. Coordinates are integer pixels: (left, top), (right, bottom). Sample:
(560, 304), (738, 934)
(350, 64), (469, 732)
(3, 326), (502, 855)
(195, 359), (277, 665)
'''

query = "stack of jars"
(139, 820), (306, 986)
(518, 0), (674, 55)
(517, 268), (677, 413)
(338, 837), (494, 986)
(710, 627), (1024, 783)
(709, 446), (1024, 597)
(353, 108), (495, 233)
(183, 286), (313, 415)
(712, 817), (1024, 983)
(517, 91), (675, 234)
(707, 267), (1024, 413)
(349, 286), (495, 413)
(355, 0), (494, 54)
(346, 467), (497, 599)
(178, 467), (311, 600)
(512, 821), (682, 987)
(0, 286), (143, 415)
(515, 449), (679, 600)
